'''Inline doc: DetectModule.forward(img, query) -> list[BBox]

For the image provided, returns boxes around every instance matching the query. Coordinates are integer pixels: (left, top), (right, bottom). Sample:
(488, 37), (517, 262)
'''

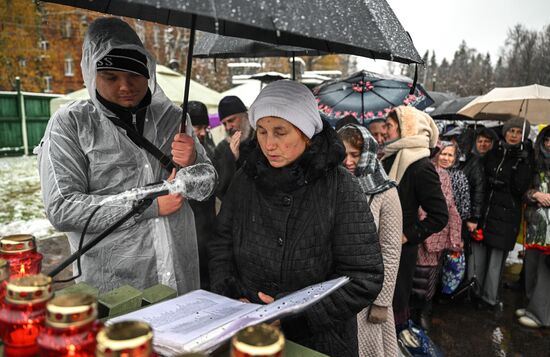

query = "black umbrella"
(193, 32), (326, 80)
(44, 0), (422, 130)
(314, 70), (433, 126)
(426, 91), (457, 109)
(430, 96), (478, 120)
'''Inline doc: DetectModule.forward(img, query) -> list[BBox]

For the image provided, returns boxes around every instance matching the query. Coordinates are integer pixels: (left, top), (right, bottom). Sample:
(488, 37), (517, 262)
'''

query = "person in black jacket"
(208, 81), (383, 357)
(476, 118), (534, 308)
(381, 106), (448, 328)
(213, 95), (255, 200)
(187, 101), (217, 289)
(458, 127), (497, 294)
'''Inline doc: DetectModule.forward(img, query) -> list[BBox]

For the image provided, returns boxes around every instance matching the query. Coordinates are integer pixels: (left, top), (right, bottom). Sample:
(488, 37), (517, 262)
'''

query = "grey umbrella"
(430, 96), (478, 120)
(43, 0), (422, 130)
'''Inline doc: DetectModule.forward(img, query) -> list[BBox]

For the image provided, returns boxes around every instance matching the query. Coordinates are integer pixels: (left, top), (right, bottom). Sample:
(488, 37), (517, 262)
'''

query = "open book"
(109, 276), (349, 356)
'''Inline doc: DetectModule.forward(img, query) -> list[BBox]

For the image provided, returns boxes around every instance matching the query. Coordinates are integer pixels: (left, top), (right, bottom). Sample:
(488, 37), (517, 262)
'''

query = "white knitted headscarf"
(248, 80), (323, 138)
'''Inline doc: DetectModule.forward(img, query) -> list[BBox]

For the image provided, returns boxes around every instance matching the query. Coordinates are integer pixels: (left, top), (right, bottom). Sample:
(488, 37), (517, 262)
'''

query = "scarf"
(341, 124), (395, 195)
(383, 136), (430, 183)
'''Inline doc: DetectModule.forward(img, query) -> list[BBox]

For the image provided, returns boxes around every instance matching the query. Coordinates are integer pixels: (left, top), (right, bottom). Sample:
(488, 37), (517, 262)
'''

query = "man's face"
(476, 135), (493, 154)
(222, 113), (245, 136)
(368, 121), (386, 146)
(193, 125), (208, 143)
(96, 70), (148, 108)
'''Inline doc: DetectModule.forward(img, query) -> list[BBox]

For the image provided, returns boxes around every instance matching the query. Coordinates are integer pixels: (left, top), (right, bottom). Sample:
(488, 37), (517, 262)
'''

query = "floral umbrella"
(313, 70), (433, 125)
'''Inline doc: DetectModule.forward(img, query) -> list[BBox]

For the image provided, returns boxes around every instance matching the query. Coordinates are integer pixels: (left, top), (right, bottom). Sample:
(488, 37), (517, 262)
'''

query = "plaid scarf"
(342, 124), (396, 195)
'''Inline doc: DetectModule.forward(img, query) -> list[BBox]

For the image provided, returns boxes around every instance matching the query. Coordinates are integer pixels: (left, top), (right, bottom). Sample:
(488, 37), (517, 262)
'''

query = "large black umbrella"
(44, 0), (421, 64)
(44, 0), (422, 129)
(314, 70), (433, 125)
(430, 96), (478, 120)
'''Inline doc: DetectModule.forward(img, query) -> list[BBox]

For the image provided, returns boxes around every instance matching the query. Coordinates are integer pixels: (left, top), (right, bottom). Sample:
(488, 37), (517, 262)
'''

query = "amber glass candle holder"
(0, 234), (43, 277)
(0, 273), (53, 357)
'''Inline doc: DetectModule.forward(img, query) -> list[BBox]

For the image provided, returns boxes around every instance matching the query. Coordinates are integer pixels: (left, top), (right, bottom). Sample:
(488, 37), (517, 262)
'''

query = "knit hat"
(187, 101), (209, 126)
(97, 48), (149, 79)
(249, 80), (323, 139)
(218, 96), (247, 121)
(502, 117), (531, 140)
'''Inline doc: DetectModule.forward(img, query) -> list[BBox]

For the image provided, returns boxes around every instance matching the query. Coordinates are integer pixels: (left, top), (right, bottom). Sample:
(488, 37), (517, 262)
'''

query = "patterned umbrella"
(313, 70), (433, 125)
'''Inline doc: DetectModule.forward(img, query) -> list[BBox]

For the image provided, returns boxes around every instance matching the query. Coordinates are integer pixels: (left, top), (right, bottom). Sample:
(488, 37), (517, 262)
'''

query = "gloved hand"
(367, 304), (388, 324)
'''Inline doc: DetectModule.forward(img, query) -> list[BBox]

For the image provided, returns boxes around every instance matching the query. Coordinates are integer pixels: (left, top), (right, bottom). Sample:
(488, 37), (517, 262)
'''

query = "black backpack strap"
(107, 115), (175, 174)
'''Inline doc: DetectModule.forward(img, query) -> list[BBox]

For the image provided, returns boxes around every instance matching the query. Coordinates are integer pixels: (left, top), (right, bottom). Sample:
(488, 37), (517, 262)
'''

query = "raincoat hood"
(535, 125), (550, 170)
(82, 17), (158, 112)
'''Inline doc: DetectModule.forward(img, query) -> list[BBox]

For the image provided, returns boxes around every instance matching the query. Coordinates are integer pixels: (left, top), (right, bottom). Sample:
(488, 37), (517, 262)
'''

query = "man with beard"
(188, 100), (217, 289)
(214, 95), (254, 199)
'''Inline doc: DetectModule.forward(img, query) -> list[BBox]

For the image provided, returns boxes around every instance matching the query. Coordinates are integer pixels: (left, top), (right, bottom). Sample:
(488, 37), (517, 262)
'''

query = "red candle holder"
(96, 320), (158, 357)
(0, 234), (43, 278)
(0, 258), (10, 301)
(0, 273), (53, 357)
(37, 293), (102, 357)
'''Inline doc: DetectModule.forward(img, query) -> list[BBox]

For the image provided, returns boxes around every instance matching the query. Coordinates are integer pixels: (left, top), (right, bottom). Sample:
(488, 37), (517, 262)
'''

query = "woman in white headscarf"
(37, 18), (214, 293)
(338, 124), (402, 357)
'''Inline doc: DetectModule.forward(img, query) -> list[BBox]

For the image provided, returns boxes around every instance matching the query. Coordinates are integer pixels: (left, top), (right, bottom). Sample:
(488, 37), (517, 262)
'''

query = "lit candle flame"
(19, 264), (26, 275)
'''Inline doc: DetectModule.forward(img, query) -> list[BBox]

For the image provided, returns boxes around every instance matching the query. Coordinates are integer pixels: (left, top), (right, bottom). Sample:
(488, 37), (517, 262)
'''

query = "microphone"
(99, 163), (217, 205)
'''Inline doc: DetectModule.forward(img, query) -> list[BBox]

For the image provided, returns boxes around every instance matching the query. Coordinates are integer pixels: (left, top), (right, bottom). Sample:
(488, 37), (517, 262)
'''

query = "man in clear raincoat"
(36, 17), (215, 294)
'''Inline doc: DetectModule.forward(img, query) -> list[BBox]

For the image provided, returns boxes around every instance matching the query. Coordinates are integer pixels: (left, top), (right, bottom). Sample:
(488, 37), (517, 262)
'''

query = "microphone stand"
(48, 198), (153, 278)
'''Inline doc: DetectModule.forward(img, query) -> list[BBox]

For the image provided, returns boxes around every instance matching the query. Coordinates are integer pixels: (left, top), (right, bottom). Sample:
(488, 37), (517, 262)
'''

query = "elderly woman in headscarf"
(208, 80), (383, 357)
(411, 141), (468, 330)
(516, 125), (550, 328)
(381, 106), (448, 328)
(338, 124), (402, 357)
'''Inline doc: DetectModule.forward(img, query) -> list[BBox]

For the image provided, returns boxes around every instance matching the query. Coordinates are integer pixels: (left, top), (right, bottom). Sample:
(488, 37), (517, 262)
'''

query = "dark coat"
(189, 134), (217, 289)
(382, 155), (448, 314)
(481, 141), (534, 251)
(382, 156), (448, 245)
(208, 122), (383, 357)
(459, 153), (485, 222)
(213, 133), (255, 200)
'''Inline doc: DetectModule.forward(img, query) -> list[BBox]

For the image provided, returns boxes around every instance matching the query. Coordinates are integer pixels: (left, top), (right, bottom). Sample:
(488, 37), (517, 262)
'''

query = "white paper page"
(108, 289), (259, 354)
(188, 276), (350, 352)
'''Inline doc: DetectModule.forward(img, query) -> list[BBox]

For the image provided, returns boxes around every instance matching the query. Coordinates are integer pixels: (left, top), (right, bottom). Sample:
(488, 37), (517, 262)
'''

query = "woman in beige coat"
(338, 124), (403, 357)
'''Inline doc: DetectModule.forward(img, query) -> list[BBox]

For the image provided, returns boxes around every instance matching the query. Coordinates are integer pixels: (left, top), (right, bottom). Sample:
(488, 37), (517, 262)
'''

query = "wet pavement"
(38, 235), (549, 357)
(430, 268), (550, 357)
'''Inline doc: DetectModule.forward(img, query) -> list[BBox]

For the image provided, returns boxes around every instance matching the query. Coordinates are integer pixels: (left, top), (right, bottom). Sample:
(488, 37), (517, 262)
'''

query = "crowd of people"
(36, 17), (549, 357)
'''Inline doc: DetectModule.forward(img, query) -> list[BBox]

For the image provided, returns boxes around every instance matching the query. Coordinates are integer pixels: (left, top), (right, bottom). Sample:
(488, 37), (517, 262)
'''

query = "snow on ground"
(0, 156), (56, 239)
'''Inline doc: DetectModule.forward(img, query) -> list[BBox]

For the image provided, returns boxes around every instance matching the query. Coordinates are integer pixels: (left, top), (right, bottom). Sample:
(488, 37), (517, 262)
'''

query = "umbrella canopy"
(44, 0), (421, 64)
(426, 91), (457, 109)
(457, 84), (550, 124)
(313, 70), (433, 124)
(194, 31), (325, 58)
(430, 96), (478, 120)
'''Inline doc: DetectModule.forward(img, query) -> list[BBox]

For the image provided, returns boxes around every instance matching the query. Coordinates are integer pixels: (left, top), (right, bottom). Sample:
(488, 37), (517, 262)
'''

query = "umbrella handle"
(180, 14), (197, 133)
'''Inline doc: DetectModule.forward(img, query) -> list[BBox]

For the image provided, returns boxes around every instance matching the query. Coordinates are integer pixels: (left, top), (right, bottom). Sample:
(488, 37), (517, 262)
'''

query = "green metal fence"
(0, 80), (60, 156)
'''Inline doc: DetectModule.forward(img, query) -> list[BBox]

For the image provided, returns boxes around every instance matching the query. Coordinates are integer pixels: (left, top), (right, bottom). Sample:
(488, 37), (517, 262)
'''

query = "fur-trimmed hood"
(393, 106), (439, 148)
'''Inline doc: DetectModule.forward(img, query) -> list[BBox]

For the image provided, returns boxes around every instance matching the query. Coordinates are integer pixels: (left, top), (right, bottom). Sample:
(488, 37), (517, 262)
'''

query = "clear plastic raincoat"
(36, 18), (214, 294)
